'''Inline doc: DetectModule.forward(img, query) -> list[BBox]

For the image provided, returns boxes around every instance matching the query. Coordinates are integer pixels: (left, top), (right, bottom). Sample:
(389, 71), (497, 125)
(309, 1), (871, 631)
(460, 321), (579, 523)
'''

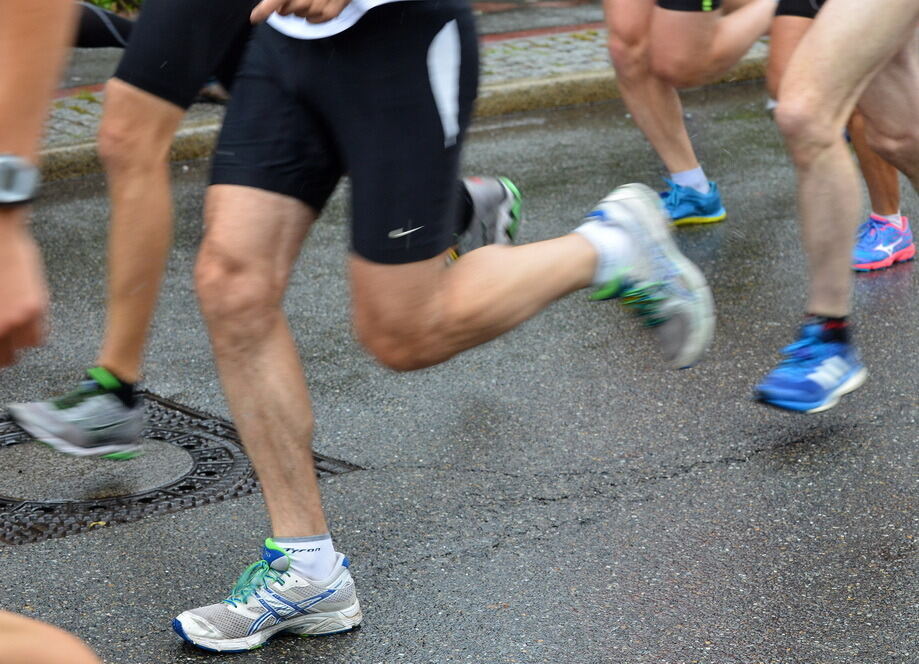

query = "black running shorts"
(114, 0), (256, 109)
(211, 1), (479, 265)
(657, 0), (723, 11)
(775, 0), (826, 19)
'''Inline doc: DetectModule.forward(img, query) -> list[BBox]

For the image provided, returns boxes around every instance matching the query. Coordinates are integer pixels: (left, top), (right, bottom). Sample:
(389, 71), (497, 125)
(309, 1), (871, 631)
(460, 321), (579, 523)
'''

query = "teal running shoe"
(7, 367), (143, 459)
(173, 539), (362, 652)
(660, 179), (727, 226)
(580, 183), (715, 369)
(452, 176), (522, 259)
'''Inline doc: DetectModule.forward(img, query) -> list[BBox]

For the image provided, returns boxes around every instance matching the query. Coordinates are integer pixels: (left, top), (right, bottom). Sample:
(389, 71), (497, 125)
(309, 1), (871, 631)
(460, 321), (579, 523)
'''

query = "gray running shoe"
(173, 539), (362, 652)
(7, 367), (144, 459)
(453, 176), (523, 258)
(580, 183), (715, 369)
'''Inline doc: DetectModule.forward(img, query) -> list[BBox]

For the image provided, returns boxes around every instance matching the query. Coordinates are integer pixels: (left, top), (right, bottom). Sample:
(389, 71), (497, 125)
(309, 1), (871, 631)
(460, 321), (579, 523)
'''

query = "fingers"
(251, 0), (348, 24)
(251, 0), (286, 23)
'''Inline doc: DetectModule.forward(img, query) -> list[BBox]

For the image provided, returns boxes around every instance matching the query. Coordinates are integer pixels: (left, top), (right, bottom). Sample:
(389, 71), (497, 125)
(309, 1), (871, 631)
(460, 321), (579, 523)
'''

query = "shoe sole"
(173, 600), (363, 653)
(601, 183), (715, 369)
(670, 208), (727, 226)
(497, 177), (523, 242)
(756, 366), (867, 414)
(852, 244), (915, 271)
(7, 403), (143, 459)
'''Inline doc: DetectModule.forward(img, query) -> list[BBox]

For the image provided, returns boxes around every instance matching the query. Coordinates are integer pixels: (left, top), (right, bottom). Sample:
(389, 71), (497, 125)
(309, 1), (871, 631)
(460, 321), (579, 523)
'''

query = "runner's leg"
(650, 0), (775, 88)
(849, 110), (901, 217)
(605, 0), (699, 174)
(855, 26), (919, 190)
(196, 186), (323, 536)
(775, 0), (918, 316)
(95, 79), (183, 382)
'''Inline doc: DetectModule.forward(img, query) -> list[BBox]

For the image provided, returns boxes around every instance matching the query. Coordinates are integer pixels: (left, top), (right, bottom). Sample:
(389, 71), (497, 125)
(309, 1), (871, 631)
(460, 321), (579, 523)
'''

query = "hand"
(0, 214), (48, 367)
(251, 0), (351, 24)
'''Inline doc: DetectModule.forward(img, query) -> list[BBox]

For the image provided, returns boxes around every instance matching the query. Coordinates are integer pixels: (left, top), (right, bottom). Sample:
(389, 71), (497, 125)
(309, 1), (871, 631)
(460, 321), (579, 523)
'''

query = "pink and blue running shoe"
(852, 214), (914, 271)
(660, 179), (727, 226)
(755, 323), (866, 413)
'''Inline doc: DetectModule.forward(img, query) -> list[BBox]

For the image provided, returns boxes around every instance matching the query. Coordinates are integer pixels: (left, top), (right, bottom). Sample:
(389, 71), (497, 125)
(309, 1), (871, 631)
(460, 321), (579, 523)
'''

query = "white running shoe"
(578, 183), (715, 369)
(173, 539), (362, 652)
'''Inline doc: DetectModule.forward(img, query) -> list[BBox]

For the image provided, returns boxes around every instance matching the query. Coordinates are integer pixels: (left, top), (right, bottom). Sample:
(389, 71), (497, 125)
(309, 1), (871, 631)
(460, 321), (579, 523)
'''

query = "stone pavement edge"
(41, 22), (768, 182)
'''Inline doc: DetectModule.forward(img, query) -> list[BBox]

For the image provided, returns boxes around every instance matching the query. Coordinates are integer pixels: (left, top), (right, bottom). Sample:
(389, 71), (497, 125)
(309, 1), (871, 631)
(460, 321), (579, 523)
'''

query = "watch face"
(0, 155), (39, 204)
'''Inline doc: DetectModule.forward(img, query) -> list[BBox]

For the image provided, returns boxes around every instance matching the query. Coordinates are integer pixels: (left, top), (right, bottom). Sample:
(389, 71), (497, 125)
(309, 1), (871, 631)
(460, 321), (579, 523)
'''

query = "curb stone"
(39, 52), (767, 182)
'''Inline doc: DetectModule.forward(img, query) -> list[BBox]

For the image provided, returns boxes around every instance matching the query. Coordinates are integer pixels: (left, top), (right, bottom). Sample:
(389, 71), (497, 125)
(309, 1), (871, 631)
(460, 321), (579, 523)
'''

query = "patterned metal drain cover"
(0, 393), (360, 545)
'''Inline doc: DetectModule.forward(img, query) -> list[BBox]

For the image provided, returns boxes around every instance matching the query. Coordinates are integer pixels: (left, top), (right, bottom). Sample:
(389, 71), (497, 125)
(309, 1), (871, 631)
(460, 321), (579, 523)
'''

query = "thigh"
(767, 15), (813, 98)
(604, 0), (657, 40)
(202, 185), (315, 290)
(210, 25), (344, 215)
(319, 1), (479, 265)
(114, 0), (256, 109)
(649, 5), (723, 65)
(779, 0), (919, 128)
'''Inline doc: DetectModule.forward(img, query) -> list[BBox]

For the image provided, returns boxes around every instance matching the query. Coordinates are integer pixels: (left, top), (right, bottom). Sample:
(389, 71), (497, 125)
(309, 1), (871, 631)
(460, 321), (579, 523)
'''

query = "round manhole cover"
(0, 393), (360, 545)
(0, 439), (194, 502)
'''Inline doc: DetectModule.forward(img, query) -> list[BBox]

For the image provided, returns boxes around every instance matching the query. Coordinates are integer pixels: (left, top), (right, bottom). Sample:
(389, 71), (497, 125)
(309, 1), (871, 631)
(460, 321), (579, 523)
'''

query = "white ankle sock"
(273, 534), (337, 580)
(872, 211), (904, 228)
(670, 167), (710, 195)
(574, 220), (634, 286)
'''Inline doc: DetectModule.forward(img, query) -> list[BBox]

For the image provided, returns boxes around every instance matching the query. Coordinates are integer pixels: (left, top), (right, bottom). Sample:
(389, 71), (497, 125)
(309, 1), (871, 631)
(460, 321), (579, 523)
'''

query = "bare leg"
(769, 16), (904, 222)
(0, 610), (101, 664)
(94, 79), (185, 383)
(605, 0), (700, 173)
(848, 110), (901, 216)
(856, 27), (919, 192)
(195, 185), (326, 537)
(650, 0), (775, 88)
(351, 236), (596, 370)
(776, 0), (919, 317)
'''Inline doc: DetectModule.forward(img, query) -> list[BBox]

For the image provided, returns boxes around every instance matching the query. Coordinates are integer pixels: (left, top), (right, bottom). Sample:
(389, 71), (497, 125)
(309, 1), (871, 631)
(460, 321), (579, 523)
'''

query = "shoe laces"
(857, 216), (887, 242)
(619, 281), (668, 327)
(777, 328), (835, 369)
(224, 560), (288, 607)
(660, 179), (682, 209)
(52, 380), (107, 410)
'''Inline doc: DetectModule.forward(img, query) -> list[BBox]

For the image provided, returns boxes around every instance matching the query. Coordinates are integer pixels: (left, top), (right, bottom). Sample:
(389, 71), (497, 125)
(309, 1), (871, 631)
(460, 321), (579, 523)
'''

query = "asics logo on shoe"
(874, 238), (903, 256)
(387, 226), (424, 239)
(807, 356), (851, 389)
(248, 588), (338, 635)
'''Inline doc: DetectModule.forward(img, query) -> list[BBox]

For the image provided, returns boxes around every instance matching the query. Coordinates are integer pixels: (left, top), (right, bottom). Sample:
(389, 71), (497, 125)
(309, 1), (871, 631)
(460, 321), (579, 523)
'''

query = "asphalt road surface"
(1, 81), (916, 664)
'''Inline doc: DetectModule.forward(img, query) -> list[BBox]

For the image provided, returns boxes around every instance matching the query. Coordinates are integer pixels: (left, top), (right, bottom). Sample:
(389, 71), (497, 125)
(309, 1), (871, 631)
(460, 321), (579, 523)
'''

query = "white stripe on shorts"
(427, 19), (461, 148)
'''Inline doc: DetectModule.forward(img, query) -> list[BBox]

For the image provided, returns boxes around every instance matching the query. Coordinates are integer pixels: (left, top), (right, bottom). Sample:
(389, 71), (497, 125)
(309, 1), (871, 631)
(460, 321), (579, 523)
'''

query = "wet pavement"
(2, 81), (917, 663)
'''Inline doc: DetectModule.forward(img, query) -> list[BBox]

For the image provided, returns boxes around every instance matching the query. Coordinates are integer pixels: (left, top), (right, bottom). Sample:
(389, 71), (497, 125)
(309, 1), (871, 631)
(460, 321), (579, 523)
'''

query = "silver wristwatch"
(0, 154), (39, 206)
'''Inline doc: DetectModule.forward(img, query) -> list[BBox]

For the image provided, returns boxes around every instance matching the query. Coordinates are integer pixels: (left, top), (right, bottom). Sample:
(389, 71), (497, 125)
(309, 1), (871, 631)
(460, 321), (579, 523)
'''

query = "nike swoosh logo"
(388, 226), (424, 239)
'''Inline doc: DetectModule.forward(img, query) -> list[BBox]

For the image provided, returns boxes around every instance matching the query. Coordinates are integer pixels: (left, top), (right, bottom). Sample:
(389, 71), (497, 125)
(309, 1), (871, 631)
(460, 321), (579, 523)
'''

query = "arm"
(0, 0), (76, 367)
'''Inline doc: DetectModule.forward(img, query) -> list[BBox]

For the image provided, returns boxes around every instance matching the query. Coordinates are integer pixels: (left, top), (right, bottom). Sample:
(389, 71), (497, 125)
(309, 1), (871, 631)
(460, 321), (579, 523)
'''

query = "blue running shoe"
(660, 179), (727, 226)
(851, 214), (915, 271)
(755, 323), (867, 413)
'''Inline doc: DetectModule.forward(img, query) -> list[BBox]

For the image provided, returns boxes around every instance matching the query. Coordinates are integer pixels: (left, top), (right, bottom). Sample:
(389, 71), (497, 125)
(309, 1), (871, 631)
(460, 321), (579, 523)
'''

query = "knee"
(353, 307), (443, 372)
(864, 123), (919, 175)
(607, 27), (649, 81)
(195, 248), (282, 350)
(774, 97), (838, 167)
(98, 115), (171, 171)
(650, 50), (707, 88)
